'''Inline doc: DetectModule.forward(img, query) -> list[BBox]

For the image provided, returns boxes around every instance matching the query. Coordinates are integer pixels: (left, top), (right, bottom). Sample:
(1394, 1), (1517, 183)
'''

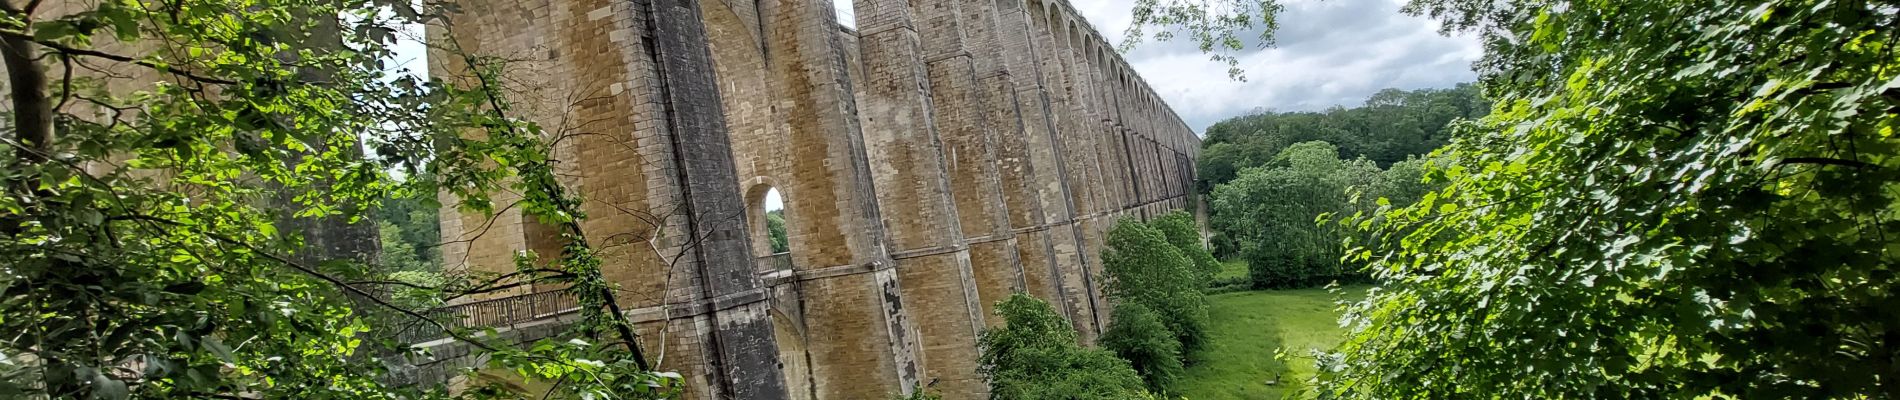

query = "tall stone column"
(967, 0), (1079, 326)
(850, 0), (990, 396)
(274, 15), (381, 277)
(752, 0), (923, 398)
(913, 0), (1023, 330)
(1022, 1), (1105, 341)
(640, 0), (787, 398)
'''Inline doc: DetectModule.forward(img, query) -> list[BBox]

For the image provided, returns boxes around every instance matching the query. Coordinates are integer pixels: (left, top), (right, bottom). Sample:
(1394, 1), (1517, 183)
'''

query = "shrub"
(1102, 219), (1211, 355)
(1211, 142), (1385, 289)
(1151, 211), (1221, 287)
(1100, 303), (1184, 392)
(979, 294), (1150, 400)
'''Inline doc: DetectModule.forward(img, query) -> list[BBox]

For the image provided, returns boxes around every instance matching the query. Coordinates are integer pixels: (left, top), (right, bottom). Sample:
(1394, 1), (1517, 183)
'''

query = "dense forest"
(1194, 87), (1478, 288)
(1195, 84), (1485, 190)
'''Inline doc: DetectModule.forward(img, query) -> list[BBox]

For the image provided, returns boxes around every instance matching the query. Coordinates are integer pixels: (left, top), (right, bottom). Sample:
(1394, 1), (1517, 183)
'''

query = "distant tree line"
(1197, 84), (1484, 190)
(1200, 87), (1477, 289)
(1211, 142), (1435, 289)
(377, 181), (443, 274)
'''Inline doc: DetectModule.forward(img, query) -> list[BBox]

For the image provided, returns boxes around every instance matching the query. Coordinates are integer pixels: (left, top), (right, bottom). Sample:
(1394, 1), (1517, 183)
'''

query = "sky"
(1071, 0), (1483, 132)
(386, 0), (1483, 211)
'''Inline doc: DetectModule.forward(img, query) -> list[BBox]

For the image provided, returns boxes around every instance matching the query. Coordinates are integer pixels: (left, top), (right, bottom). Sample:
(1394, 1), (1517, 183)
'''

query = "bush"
(1100, 303), (1184, 392)
(1206, 274), (1251, 292)
(1246, 247), (1342, 289)
(1321, 0), (1900, 397)
(1102, 219), (1211, 355)
(1211, 141), (1431, 289)
(979, 294), (1150, 400)
(1151, 211), (1221, 287)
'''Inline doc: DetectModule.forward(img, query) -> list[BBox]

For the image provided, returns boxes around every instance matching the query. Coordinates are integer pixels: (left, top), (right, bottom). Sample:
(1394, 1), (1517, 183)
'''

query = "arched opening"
(746, 183), (795, 271)
(763, 188), (789, 255)
(832, 0), (856, 30)
(772, 309), (816, 400)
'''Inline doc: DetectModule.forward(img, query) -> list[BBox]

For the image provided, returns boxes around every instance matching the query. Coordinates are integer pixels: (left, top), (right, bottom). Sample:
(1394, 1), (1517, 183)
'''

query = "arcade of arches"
(430, 0), (1200, 398)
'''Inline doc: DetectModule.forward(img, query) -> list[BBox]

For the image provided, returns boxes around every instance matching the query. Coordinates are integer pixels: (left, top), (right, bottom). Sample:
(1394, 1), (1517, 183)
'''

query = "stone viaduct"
(428, 0), (1200, 398)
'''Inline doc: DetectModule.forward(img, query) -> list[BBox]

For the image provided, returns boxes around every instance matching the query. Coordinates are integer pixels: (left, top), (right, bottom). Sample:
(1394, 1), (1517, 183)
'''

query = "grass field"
(1215, 259), (1249, 282)
(1176, 283), (1368, 399)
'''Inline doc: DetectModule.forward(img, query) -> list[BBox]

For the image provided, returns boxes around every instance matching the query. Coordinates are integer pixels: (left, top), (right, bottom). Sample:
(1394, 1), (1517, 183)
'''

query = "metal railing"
(758, 252), (793, 271)
(393, 290), (580, 344)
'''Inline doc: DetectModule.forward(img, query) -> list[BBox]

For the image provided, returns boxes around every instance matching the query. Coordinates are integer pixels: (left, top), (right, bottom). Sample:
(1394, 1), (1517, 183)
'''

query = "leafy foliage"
(0, 0), (672, 397)
(765, 209), (788, 254)
(1123, 0), (1284, 80)
(1322, 0), (1900, 398)
(1100, 303), (1185, 392)
(377, 182), (443, 272)
(380, 220), (433, 273)
(1197, 85), (1485, 192)
(1209, 142), (1379, 288)
(384, 269), (448, 309)
(1150, 210), (1221, 287)
(1371, 158), (1432, 209)
(978, 294), (1151, 400)
(1103, 219), (1211, 357)
(1208, 140), (1440, 289)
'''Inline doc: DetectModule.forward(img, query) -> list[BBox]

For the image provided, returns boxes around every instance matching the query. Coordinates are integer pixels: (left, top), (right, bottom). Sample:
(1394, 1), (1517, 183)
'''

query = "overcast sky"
(1071, 0), (1482, 132)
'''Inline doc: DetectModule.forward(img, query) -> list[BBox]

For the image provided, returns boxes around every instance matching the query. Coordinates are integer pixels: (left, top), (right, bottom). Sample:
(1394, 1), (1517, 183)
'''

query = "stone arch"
(1028, 0), (1052, 33)
(1065, 18), (1082, 53)
(770, 308), (817, 400)
(831, 0), (856, 29)
(703, 0), (789, 195)
(743, 179), (796, 263)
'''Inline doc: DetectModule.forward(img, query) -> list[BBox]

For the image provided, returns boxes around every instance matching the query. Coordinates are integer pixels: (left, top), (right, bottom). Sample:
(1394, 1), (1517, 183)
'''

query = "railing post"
(399, 290), (588, 344)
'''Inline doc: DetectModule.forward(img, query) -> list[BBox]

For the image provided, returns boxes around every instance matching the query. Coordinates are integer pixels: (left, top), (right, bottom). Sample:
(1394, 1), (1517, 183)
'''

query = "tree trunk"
(2, 1), (51, 163)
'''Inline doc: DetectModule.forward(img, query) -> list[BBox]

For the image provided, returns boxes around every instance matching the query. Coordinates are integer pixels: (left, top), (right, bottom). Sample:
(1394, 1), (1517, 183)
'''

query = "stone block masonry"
(431, 0), (1201, 398)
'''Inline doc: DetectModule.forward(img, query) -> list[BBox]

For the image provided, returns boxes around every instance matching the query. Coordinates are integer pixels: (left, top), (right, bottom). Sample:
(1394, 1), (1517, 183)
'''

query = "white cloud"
(1073, 0), (1483, 132)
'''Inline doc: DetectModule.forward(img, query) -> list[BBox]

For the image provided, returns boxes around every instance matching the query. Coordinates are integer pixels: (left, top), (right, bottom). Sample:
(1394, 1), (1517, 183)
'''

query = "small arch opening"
(832, 0), (856, 30)
(747, 183), (795, 271)
(763, 188), (789, 254)
(772, 309), (816, 400)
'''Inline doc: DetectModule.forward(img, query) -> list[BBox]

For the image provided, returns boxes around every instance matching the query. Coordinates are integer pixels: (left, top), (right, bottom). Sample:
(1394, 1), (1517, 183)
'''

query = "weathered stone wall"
(433, 0), (1200, 398)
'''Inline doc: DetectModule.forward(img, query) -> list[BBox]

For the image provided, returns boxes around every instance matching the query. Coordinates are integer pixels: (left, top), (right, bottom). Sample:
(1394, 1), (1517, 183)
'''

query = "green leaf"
(202, 336), (233, 363)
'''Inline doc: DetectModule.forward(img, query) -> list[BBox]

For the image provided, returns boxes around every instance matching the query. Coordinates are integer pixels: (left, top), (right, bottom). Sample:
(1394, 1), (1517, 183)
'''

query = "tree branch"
(448, 36), (651, 370)
(1778, 157), (1879, 170)
(0, 30), (240, 85)
(105, 214), (504, 353)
